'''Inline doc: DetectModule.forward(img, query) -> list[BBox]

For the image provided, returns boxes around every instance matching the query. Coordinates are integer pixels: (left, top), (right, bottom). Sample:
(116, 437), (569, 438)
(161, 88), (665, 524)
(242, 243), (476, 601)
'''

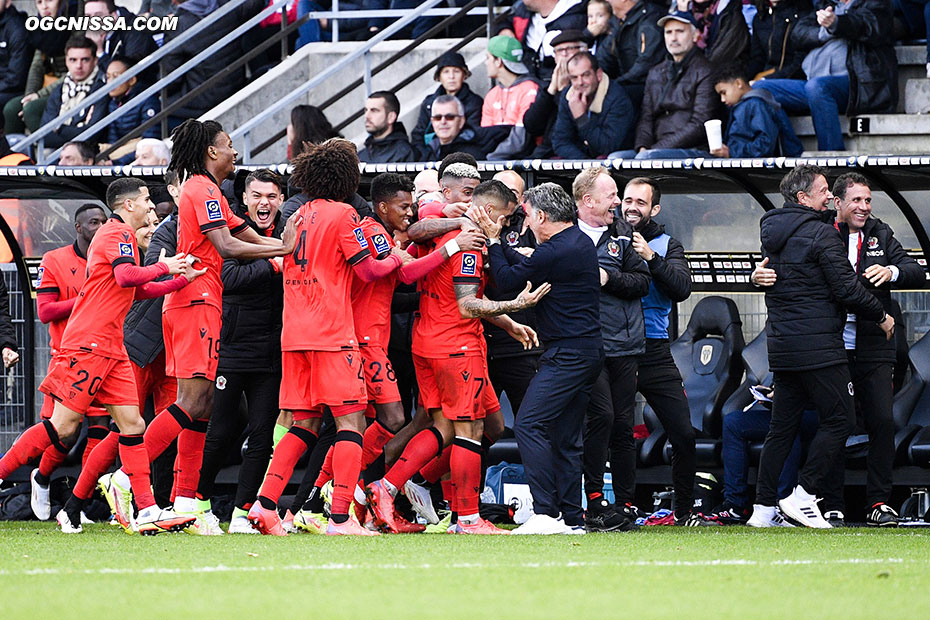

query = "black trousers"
(756, 364), (855, 506)
(583, 356), (637, 502)
(488, 353), (540, 415)
(388, 346), (418, 420)
(515, 346), (604, 527)
(820, 353), (895, 512)
(198, 370), (281, 509)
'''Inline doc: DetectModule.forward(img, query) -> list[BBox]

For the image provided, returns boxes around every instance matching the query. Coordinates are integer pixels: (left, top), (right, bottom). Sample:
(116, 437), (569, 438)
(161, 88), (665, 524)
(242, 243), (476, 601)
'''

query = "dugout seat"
(902, 330), (930, 467)
(716, 331), (773, 467)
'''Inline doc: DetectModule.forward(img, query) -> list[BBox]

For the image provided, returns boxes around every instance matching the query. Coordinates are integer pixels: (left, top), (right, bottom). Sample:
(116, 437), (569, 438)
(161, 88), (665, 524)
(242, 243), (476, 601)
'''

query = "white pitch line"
(0, 557), (916, 577)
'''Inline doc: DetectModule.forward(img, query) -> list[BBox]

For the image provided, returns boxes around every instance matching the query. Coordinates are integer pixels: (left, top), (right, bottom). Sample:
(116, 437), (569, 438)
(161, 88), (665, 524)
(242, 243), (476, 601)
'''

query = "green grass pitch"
(1, 522), (928, 619)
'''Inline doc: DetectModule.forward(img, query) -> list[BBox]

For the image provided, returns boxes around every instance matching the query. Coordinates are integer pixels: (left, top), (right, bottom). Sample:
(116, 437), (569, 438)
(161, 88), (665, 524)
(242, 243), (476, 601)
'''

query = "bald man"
(493, 170), (525, 205)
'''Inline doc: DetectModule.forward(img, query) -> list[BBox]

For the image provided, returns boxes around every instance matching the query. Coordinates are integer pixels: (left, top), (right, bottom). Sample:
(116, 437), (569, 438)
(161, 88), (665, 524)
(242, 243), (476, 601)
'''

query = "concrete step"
(905, 78), (930, 114)
(789, 113), (930, 154)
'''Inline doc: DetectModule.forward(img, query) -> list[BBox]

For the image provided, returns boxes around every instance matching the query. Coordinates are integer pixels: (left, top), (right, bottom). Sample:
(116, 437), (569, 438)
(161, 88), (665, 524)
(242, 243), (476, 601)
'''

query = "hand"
(272, 256), (284, 271)
(2, 347), (20, 369)
(631, 232), (655, 261)
(816, 6), (836, 28)
(751, 257), (777, 287)
(158, 249), (188, 276)
(473, 205), (504, 240)
(392, 246), (415, 266)
(879, 313), (895, 341)
(515, 247), (535, 257)
(454, 229), (487, 253)
(599, 267), (608, 286)
(676, 0), (690, 11)
(548, 61), (569, 95)
(184, 264), (207, 283)
(515, 281), (552, 308)
(281, 212), (301, 254)
(21, 93), (38, 105)
(568, 87), (589, 119)
(710, 144), (730, 158)
(442, 202), (469, 218)
(863, 264), (893, 286)
(507, 323), (540, 350)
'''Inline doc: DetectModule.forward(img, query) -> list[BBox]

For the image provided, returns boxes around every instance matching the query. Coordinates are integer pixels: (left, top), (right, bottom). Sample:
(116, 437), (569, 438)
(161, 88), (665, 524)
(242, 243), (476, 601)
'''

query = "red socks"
(82, 426), (110, 468)
(37, 443), (68, 478)
(441, 478), (456, 514)
(451, 437), (482, 517)
(361, 419), (395, 471)
(330, 430), (363, 517)
(144, 404), (191, 462)
(174, 420), (208, 498)
(383, 428), (443, 491)
(420, 445), (452, 484)
(313, 445), (334, 488)
(0, 420), (58, 479)
(119, 434), (155, 511)
(73, 432), (119, 500)
(259, 426), (318, 505)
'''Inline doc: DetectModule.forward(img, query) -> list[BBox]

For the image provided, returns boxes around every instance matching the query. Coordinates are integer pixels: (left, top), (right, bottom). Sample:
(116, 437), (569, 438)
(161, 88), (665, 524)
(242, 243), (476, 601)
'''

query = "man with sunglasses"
(422, 95), (509, 161)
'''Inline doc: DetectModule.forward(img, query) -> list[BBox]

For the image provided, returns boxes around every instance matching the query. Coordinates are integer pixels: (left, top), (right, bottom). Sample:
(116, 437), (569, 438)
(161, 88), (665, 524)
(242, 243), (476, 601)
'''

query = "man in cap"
(483, 35), (542, 160)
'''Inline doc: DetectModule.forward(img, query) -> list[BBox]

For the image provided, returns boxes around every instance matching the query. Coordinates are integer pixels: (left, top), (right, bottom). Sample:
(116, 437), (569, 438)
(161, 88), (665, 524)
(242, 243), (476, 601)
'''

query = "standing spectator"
(552, 51), (635, 158)
(573, 168), (650, 533)
(748, 0), (812, 82)
(286, 104), (341, 161)
(58, 140), (97, 165)
(358, 91), (415, 164)
(83, 0), (158, 81)
(410, 51), (484, 159)
(747, 165), (891, 529)
(753, 0), (898, 152)
(482, 35), (541, 160)
(0, 0), (32, 112)
(40, 35), (108, 149)
(0, 275), (18, 369)
(585, 0), (619, 53)
(496, 0), (588, 81)
(596, 0), (666, 109)
(422, 95), (509, 161)
(624, 11), (717, 159)
(475, 182), (604, 535)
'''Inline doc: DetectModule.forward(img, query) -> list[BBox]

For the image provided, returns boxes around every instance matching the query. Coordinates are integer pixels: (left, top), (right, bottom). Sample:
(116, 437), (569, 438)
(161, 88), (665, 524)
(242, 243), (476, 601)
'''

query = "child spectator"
(585, 0), (618, 54)
(711, 64), (802, 157)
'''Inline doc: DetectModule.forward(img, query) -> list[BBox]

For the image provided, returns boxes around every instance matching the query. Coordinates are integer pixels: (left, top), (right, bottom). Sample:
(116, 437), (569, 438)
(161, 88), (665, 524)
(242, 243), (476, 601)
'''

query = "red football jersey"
(350, 217), (399, 350)
(163, 174), (246, 312)
(36, 242), (88, 350)
(412, 230), (485, 358)
(58, 215), (141, 360)
(282, 199), (370, 352)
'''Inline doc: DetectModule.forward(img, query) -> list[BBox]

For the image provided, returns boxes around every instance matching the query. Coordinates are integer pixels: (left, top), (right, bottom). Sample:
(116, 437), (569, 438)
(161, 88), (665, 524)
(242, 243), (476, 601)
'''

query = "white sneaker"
(30, 468), (51, 520)
(79, 511), (93, 525)
(404, 480), (440, 524)
(180, 509), (225, 535)
(562, 524), (587, 535)
(56, 509), (82, 534)
(228, 515), (260, 534)
(747, 504), (794, 528)
(779, 486), (831, 529)
(512, 513), (571, 535)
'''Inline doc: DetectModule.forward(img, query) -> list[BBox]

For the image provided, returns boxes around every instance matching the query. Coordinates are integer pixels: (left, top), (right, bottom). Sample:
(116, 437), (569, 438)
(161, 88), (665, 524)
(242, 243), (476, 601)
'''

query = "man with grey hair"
(475, 182), (604, 535)
(133, 138), (170, 166)
(423, 95), (510, 161)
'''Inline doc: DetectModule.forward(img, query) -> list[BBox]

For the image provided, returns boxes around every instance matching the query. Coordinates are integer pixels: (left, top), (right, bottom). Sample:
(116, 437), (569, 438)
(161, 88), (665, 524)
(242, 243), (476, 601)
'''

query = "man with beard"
(358, 91), (415, 164)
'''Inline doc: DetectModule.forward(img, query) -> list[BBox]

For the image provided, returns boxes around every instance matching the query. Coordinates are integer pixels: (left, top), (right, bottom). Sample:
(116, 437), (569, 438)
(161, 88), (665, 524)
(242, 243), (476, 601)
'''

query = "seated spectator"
(711, 64), (803, 157)
(83, 0), (158, 81)
(747, 0), (812, 82)
(358, 90), (415, 164)
(104, 56), (161, 164)
(0, 0), (32, 112)
(58, 140), (97, 165)
(423, 95), (509, 161)
(892, 0), (930, 77)
(132, 137), (170, 165)
(482, 35), (541, 160)
(286, 104), (341, 161)
(410, 51), (484, 159)
(585, 0), (619, 54)
(621, 11), (716, 159)
(552, 51), (634, 158)
(596, 0), (666, 109)
(39, 35), (107, 149)
(139, 0), (175, 17)
(675, 0), (750, 66)
(496, 0), (588, 81)
(0, 132), (32, 165)
(753, 0), (898, 152)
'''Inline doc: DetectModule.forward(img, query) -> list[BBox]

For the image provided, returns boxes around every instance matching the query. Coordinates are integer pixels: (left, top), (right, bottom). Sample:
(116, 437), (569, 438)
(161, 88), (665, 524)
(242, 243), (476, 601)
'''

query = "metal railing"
(304, 5), (499, 42)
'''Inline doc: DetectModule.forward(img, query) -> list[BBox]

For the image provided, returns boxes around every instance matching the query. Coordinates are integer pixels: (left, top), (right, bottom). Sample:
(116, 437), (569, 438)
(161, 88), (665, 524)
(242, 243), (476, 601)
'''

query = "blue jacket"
(552, 78), (634, 159)
(107, 90), (161, 145)
(726, 89), (803, 158)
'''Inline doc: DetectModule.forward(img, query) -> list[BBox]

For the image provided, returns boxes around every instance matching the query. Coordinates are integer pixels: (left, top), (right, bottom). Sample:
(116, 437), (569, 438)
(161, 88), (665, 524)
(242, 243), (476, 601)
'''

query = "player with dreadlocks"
(102, 120), (297, 534)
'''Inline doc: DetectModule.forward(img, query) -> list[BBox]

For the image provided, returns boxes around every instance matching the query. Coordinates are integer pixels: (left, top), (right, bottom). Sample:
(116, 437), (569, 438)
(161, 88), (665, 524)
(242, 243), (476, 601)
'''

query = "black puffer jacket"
(0, 276), (17, 352)
(760, 202), (884, 371)
(836, 216), (926, 363)
(791, 0), (898, 114)
(594, 218), (650, 357)
(358, 122), (415, 164)
(217, 212), (283, 373)
(410, 83), (484, 160)
(0, 5), (32, 102)
(596, 1), (666, 85)
(748, 0), (812, 80)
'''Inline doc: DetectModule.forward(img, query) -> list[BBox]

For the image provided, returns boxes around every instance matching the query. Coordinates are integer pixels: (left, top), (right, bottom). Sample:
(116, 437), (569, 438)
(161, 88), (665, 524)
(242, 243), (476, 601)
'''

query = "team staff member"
(748, 165), (892, 529)
(620, 177), (707, 526)
(573, 168), (650, 533)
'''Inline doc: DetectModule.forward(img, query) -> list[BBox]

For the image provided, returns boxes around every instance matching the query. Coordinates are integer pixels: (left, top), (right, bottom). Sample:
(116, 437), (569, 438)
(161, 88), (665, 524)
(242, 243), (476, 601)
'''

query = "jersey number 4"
(293, 230), (309, 270)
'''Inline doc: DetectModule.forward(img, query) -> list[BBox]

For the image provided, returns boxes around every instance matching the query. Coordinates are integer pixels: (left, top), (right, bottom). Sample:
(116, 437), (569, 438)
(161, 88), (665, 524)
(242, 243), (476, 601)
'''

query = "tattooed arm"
(407, 216), (481, 244)
(454, 281), (551, 319)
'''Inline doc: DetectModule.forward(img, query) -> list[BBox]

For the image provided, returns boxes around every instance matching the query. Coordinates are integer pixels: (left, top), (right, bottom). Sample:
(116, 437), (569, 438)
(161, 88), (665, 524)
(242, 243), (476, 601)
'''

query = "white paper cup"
(704, 119), (723, 151)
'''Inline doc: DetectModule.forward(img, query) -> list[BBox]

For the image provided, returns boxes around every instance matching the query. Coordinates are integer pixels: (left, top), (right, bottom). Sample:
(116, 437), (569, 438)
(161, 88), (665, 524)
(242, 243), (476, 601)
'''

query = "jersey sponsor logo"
(353, 227), (369, 250)
(866, 250), (884, 257)
(199, 328), (207, 338)
(121, 232), (132, 242)
(461, 370), (471, 382)
(372, 233), (390, 254)
(205, 199), (223, 222)
(461, 252), (478, 276)
(345, 352), (355, 366)
(607, 241), (620, 257)
(867, 236), (879, 249)
(848, 382), (855, 396)
(36, 266), (44, 287)
(506, 231), (520, 246)
(118, 243), (134, 257)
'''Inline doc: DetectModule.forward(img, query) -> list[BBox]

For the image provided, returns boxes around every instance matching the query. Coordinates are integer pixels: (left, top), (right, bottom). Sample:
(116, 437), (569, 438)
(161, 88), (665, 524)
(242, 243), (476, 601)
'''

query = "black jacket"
(635, 47), (717, 151)
(638, 219), (691, 304)
(358, 122), (415, 164)
(423, 124), (510, 161)
(410, 83), (484, 160)
(218, 212), (283, 373)
(748, 0), (812, 81)
(593, 219), (650, 357)
(522, 87), (558, 158)
(124, 213), (177, 367)
(759, 202), (884, 371)
(0, 276), (16, 352)
(99, 7), (158, 83)
(791, 0), (898, 115)
(703, 0), (750, 67)
(597, 1), (666, 84)
(40, 70), (109, 148)
(162, 0), (264, 117)
(281, 191), (373, 222)
(836, 216), (926, 363)
(498, 0), (588, 81)
(0, 5), (32, 101)
(552, 79), (635, 158)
